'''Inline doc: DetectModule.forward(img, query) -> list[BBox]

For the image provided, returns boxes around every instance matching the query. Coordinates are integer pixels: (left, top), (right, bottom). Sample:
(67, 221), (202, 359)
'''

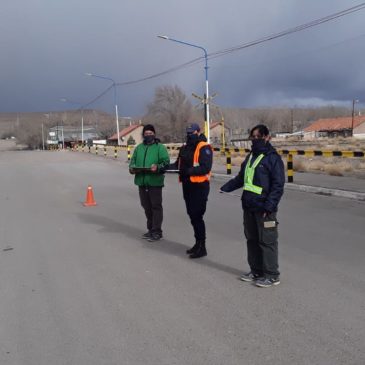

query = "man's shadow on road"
(78, 212), (242, 277)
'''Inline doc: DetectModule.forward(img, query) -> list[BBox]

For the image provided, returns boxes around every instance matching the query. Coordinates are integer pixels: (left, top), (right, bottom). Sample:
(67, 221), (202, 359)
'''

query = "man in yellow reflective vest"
(168, 123), (213, 258)
(220, 125), (285, 287)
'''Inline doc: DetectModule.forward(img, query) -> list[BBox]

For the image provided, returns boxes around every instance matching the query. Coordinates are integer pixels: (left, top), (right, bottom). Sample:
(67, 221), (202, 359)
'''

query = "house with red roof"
(209, 121), (230, 145)
(304, 116), (365, 139)
(108, 124), (144, 146)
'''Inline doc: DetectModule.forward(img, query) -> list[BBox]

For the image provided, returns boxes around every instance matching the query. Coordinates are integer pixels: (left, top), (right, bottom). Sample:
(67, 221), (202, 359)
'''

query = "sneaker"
(255, 277), (281, 288)
(147, 233), (162, 242)
(142, 231), (152, 239)
(240, 272), (262, 282)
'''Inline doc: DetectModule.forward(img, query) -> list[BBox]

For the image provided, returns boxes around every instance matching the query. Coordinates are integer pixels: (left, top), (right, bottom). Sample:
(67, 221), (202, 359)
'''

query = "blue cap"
(186, 123), (201, 133)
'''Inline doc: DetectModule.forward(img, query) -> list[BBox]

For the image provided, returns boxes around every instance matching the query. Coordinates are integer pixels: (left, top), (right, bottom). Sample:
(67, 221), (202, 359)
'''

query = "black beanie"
(142, 124), (155, 134)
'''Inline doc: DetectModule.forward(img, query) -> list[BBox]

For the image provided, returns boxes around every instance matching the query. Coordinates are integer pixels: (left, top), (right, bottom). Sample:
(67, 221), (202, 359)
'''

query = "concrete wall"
(210, 125), (229, 145)
(303, 131), (316, 140)
(354, 122), (365, 138)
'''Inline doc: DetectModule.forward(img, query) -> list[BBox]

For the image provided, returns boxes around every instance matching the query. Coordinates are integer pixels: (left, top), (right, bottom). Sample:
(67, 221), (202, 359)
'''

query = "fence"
(69, 143), (365, 183)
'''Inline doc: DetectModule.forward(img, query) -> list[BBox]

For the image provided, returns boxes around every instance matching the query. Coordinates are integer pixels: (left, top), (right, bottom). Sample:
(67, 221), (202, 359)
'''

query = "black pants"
(182, 182), (210, 241)
(243, 210), (280, 278)
(139, 186), (163, 235)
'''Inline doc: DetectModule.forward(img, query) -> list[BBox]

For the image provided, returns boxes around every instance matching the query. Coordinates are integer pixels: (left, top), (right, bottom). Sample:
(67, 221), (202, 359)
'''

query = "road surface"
(0, 150), (364, 365)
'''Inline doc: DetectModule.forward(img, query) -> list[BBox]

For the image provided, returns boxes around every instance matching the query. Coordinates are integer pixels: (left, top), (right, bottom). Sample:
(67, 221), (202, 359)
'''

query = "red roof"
(109, 124), (142, 140)
(305, 116), (365, 132)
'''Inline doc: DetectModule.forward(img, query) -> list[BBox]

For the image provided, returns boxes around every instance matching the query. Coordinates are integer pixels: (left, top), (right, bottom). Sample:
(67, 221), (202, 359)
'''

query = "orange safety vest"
(188, 141), (212, 183)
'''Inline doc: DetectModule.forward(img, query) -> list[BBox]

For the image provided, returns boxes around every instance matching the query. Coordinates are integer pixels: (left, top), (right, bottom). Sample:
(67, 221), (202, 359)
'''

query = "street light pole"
(85, 73), (120, 145)
(158, 35), (210, 143)
(352, 99), (359, 137)
(41, 123), (45, 150)
(81, 108), (84, 143)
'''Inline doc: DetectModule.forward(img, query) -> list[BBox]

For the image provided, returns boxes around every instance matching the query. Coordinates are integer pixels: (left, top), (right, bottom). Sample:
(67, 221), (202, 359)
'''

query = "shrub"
(127, 135), (136, 145)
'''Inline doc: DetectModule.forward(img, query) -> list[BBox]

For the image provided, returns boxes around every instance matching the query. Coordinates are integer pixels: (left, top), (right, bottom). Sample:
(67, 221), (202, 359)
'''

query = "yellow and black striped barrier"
(287, 154), (294, 183)
(211, 146), (365, 158)
(72, 143), (364, 184)
(127, 145), (131, 161)
(278, 149), (365, 158)
(226, 151), (232, 175)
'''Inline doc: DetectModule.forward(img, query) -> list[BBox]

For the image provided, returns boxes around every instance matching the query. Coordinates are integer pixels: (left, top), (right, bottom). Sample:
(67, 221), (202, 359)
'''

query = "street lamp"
(158, 35), (211, 143)
(60, 98), (84, 144)
(85, 73), (120, 145)
(352, 99), (359, 137)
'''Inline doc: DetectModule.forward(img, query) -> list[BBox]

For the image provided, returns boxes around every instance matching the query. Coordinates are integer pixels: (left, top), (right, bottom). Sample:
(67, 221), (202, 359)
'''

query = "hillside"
(0, 110), (116, 137)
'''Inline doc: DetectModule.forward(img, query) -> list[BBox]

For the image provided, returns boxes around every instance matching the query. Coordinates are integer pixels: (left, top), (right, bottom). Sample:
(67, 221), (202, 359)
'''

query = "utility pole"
(351, 99), (359, 137)
(42, 123), (45, 150)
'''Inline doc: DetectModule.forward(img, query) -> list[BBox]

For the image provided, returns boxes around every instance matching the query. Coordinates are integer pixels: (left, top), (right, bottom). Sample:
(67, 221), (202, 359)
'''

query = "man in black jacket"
(220, 124), (285, 287)
(168, 123), (213, 259)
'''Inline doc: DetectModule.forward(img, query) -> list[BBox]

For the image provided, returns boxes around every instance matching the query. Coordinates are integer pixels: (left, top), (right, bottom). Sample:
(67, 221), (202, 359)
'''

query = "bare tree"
(14, 120), (43, 149)
(144, 85), (192, 142)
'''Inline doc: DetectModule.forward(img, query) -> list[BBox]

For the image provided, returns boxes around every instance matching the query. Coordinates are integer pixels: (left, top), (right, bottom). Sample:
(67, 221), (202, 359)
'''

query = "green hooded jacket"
(129, 140), (170, 187)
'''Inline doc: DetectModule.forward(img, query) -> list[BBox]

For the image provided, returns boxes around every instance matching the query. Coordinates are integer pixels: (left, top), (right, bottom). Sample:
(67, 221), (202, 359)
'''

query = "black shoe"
(142, 231), (152, 239)
(255, 277), (281, 288)
(147, 233), (162, 242)
(186, 242), (199, 254)
(240, 272), (262, 282)
(189, 241), (207, 259)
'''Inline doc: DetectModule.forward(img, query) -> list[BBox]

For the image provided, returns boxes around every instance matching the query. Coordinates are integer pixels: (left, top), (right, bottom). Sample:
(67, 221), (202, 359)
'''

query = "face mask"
(186, 134), (199, 144)
(251, 139), (267, 150)
(143, 135), (155, 144)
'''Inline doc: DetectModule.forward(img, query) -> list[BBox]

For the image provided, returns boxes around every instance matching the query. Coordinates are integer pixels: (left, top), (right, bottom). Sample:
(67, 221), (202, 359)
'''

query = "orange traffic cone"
(83, 185), (97, 206)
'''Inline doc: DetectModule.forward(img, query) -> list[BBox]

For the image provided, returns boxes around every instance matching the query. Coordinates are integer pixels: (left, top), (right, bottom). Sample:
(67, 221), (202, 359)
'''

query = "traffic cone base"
(83, 185), (97, 206)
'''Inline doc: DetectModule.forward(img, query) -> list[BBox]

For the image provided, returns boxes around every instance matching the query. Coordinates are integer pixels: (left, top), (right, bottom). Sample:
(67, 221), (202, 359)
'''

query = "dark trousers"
(243, 210), (280, 278)
(182, 182), (210, 241)
(139, 186), (163, 234)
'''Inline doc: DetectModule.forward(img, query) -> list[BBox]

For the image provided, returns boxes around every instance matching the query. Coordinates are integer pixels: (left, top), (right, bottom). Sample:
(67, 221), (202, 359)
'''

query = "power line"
(215, 33), (365, 70)
(208, 2), (365, 60)
(116, 56), (203, 86)
(79, 58), (204, 109)
(82, 2), (365, 108)
(82, 84), (114, 109)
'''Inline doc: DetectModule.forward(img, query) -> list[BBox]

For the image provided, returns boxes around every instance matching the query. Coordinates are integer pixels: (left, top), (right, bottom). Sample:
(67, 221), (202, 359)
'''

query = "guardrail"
(69, 143), (365, 183)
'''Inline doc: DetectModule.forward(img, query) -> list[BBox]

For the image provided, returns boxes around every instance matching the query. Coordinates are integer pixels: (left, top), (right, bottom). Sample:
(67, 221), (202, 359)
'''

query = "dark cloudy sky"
(1, 0), (364, 116)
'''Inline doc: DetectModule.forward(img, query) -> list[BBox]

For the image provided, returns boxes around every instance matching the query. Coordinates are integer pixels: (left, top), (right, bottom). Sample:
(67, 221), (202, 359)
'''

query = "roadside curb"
(284, 183), (365, 201)
(211, 173), (365, 202)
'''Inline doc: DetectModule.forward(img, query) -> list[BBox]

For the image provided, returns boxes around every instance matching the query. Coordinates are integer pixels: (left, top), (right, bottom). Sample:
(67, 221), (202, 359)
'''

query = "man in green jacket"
(129, 124), (170, 242)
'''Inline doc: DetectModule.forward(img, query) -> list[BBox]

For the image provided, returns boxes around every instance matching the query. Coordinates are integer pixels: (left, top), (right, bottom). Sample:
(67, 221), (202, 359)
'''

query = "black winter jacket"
(168, 134), (213, 184)
(220, 143), (285, 213)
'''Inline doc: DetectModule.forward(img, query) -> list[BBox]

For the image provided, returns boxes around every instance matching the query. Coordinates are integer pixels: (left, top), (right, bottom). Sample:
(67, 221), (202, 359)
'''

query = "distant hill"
(0, 109), (116, 137)
(0, 105), (354, 144)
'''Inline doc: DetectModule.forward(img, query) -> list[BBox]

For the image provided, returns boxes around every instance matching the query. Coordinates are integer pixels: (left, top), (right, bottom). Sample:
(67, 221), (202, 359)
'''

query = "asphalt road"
(0, 150), (364, 365)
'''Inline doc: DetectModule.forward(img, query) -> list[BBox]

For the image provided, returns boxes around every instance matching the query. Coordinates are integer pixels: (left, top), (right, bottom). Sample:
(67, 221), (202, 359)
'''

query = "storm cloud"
(1, 0), (364, 115)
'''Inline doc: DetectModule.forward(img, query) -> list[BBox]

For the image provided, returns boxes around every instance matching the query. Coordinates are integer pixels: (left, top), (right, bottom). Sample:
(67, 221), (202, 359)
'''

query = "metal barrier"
(71, 143), (365, 183)
(217, 147), (364, 183)
(127, 146), (131, 161)
(287, 154), (294, 183)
